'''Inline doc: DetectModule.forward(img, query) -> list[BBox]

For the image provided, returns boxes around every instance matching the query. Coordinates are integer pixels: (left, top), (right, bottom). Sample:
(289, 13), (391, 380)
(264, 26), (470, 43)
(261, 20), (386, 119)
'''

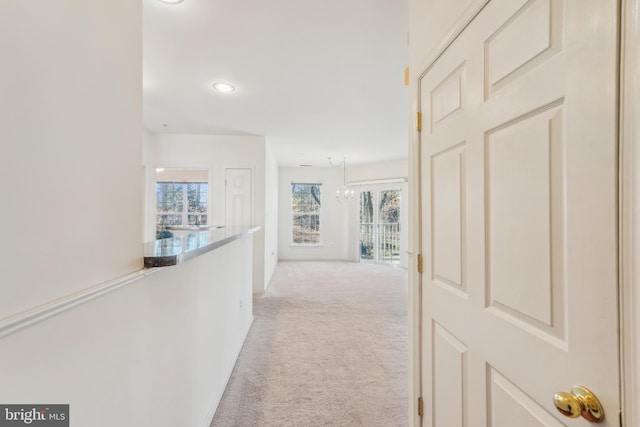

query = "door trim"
(413, 0), (491, 77)
(408, 78), (422, 426)
(408, 3), (490, 426)
(620, 0), (640, 425)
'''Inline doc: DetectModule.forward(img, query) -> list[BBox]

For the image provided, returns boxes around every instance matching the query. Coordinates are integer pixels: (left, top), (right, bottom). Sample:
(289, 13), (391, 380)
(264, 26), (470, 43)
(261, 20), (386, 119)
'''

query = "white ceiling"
(143, 0), (409, 167)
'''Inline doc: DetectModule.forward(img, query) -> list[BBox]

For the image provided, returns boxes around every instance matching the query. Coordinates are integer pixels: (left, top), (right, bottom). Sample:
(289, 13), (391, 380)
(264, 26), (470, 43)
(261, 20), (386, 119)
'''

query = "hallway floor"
(211, 261), (408, 427)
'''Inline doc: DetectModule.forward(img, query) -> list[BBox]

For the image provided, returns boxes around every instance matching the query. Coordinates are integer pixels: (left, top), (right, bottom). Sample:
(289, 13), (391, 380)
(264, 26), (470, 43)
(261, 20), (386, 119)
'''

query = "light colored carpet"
(210, 260), (408, 427)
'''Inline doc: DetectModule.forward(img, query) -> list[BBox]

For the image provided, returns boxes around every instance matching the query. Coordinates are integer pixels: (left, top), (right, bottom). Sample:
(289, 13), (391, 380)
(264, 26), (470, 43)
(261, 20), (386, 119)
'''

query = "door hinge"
(416, 112), (422, 132)
(418, 396), (424, 417)
(417, 254), (423, 273)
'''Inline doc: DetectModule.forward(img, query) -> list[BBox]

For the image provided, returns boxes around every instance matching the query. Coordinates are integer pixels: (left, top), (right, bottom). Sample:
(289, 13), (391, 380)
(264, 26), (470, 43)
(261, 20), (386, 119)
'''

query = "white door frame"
(407, 3), (489, 424)
(407, 1), (639, 425)
(620, 0), (640, 425)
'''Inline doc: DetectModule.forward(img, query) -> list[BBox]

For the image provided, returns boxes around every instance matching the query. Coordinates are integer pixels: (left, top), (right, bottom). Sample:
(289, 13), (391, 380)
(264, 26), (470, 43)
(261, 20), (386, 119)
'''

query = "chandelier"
(328, 157), (354, 201)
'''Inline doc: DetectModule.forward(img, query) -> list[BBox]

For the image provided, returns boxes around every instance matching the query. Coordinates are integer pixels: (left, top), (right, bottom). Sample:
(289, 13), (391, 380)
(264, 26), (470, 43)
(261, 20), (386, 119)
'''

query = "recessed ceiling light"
(212, 82), (236, 93)
(157, 0), (183, 4)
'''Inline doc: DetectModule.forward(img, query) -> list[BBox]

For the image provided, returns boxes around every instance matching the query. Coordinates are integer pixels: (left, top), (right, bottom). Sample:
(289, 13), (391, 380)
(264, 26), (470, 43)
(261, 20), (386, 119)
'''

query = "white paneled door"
(419, 0), (620, 426)
(225, 168), (252, 227)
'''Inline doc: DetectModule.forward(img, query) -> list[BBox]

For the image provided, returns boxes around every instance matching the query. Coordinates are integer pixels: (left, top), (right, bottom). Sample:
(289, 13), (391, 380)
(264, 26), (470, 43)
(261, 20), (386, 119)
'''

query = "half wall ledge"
(143, 226), (260, 268)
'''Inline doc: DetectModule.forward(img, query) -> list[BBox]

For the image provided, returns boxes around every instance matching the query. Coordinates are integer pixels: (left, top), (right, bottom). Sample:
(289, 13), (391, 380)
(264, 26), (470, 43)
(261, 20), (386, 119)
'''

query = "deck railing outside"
(360, 222), (400, 264)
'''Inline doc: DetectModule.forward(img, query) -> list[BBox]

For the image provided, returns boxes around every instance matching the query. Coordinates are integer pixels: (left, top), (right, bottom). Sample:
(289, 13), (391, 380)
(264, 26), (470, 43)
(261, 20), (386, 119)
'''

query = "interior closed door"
(225, 168), (252, 227)
(419, 0), (620, 425)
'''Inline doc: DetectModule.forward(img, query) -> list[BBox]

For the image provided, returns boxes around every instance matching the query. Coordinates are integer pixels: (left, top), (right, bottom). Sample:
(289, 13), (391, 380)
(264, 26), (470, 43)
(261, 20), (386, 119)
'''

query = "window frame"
(156, 181), (209, 227)
(290, 182), (323, 246)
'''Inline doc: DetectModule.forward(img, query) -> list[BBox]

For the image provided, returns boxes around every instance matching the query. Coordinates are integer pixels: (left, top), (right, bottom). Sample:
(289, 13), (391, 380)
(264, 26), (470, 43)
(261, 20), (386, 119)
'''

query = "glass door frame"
(358, 187), (402, 265)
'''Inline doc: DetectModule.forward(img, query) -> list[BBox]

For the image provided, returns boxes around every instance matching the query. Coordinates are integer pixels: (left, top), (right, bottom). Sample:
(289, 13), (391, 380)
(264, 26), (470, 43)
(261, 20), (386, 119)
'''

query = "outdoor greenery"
(360, 189), (401, 263)
(292, 184), (321, 244)
(156, 182), (208, 227)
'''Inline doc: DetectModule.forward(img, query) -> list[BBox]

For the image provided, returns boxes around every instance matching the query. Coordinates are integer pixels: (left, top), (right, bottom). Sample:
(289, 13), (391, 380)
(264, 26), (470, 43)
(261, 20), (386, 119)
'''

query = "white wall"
(279, 166), (352, 260)
(347, 158), (408, 182)
(279, 160), (409, 265)
(0, 3), (256, 426)
(0, 237), (254, 427)
(0, 0), (142, 319)
(148, 133), (276, 292)
(149, 134), (265, 227)
(143, 130), (156, 242)
(264, 141), (279, 289)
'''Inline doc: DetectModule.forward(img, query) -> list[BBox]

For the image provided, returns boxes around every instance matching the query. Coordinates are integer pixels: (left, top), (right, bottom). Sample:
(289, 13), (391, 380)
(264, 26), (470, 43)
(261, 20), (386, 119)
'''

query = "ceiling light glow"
(213, 82), (236, 93)
(157, 0), (184, 4)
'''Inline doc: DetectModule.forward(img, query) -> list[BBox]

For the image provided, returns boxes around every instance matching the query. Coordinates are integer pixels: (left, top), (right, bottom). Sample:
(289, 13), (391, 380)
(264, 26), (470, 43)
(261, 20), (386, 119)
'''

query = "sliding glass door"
(359, 189), (401, 264)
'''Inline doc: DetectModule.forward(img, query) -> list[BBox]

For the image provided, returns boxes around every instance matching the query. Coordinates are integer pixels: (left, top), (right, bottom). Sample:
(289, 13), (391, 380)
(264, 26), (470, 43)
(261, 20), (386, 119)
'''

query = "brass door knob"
(553, 385), (604, 423)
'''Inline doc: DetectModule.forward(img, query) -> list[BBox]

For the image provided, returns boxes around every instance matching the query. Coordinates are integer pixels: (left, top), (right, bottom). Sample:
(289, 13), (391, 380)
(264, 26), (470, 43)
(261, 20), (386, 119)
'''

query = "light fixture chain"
(328, 156), (354, 201)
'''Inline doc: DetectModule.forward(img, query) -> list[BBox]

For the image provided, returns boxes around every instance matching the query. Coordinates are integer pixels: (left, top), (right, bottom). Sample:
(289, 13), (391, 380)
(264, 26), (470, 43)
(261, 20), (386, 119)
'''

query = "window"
(359, 188), (401, 264)
(156, 182), (208, 227)
(291, 183), (321, 245)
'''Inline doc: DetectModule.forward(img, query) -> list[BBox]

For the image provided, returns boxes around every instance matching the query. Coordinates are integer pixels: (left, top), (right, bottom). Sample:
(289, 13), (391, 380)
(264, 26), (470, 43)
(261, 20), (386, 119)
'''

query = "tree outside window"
(359, 189), (401, 263)
(292, 183), (321, 245)
(156, 182), (208, 227)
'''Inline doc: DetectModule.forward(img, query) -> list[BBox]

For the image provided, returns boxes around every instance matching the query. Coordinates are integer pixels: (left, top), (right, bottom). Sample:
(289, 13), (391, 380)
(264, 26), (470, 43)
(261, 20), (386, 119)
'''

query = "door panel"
(225, 168), (252, 227)
(431, 142), (466, 292)
(486, 104), (564, 333)
(484, 0), (562, 96)
(488, 367), (566, 427)
(433, 322), (467, 427)
(419, 0), (619, 425)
